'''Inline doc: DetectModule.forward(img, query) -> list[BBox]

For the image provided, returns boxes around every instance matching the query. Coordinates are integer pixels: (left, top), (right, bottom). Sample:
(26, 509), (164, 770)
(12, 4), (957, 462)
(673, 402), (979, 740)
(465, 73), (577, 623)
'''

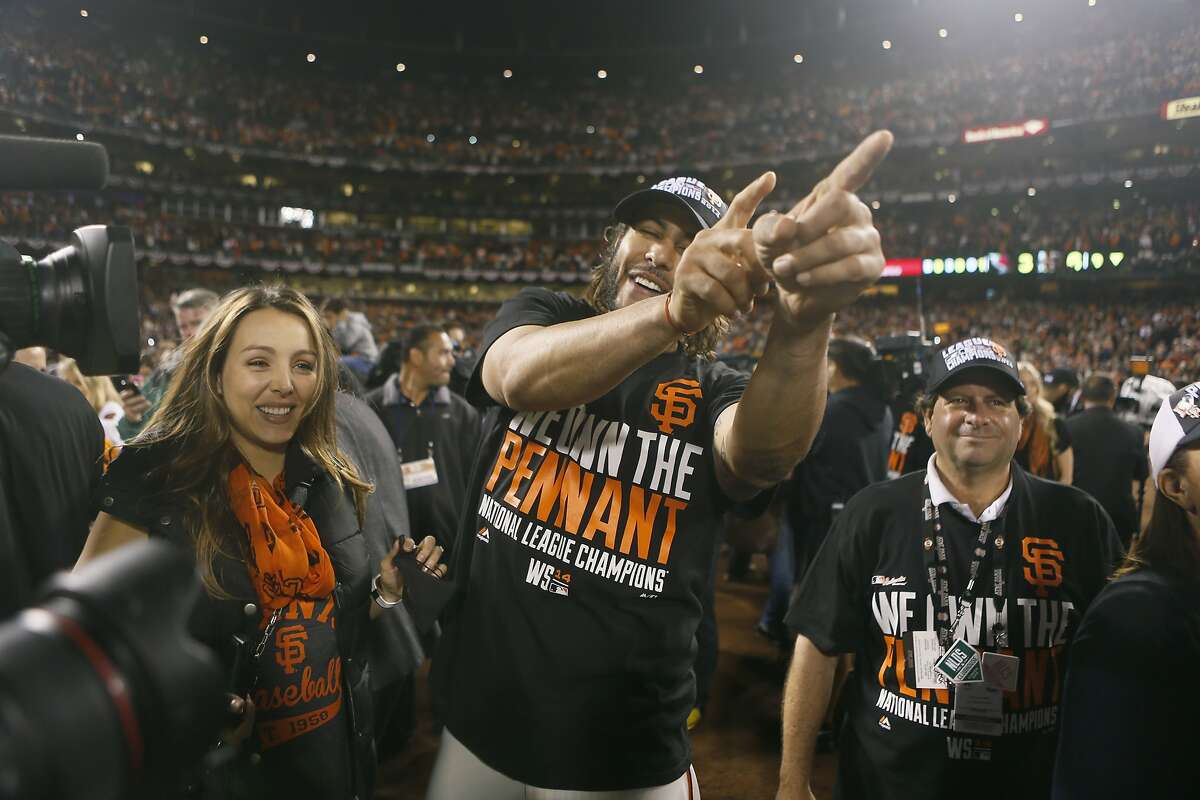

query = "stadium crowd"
(2, 190), (1196, 274)
(1, 20), (1197, 168)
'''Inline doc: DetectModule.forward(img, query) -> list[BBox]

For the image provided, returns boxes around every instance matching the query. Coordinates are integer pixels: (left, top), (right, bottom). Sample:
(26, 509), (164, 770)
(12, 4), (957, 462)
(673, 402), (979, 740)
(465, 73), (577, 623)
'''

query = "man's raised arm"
(481, 173), (777, 412)
(715, 131), (894, 498)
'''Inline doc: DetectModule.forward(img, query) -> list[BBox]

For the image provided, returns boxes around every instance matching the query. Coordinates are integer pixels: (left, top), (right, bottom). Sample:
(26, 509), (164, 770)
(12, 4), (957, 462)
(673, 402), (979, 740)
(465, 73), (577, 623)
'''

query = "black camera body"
(0, 135), (140, 376)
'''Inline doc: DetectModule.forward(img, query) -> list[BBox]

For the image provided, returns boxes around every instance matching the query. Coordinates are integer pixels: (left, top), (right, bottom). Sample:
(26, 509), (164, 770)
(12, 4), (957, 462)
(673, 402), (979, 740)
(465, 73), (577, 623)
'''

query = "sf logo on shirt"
(275, 624), (309, 675)
(1021, 537), (1064, 595)
(651, 379), (703, 435)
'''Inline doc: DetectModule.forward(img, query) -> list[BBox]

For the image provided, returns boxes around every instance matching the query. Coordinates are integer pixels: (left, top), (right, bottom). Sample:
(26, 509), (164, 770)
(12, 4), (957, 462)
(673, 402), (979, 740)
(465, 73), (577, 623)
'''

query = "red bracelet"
(663, 292), (703, 336)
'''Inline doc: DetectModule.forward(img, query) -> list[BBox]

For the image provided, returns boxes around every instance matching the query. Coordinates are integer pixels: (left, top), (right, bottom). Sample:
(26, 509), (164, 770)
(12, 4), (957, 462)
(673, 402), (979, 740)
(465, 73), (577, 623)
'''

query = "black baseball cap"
(926, 337), (1025, 397)
(1043, 368), (1080, 388)
(613, 176), (728, 231)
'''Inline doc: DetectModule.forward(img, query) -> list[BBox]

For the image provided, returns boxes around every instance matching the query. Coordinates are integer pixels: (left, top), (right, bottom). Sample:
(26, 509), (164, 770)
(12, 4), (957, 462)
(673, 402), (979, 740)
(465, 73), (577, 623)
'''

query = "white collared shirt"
(925, 454), (1013, 524)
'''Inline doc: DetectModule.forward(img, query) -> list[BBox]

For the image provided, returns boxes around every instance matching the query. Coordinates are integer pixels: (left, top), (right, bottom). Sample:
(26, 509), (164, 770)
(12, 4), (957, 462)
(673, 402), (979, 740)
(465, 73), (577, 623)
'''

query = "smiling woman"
(72, 286), (448, 799)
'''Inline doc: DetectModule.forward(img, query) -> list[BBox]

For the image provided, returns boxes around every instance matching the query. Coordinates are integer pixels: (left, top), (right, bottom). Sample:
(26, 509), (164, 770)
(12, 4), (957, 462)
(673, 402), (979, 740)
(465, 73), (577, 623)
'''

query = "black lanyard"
(921, 487), (1009, 650)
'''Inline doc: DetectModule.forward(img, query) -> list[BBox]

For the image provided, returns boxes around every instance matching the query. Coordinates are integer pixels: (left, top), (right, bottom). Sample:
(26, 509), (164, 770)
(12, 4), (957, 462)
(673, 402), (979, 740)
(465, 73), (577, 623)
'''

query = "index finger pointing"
(825, 130), (894, 194)
(714, 171), (777, 230)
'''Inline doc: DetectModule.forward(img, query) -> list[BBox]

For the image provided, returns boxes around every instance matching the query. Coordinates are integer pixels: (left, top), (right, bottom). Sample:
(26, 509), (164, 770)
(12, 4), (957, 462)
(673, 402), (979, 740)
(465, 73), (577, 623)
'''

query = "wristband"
(371, 573), (403, 609)
(663, 292), (703, 337)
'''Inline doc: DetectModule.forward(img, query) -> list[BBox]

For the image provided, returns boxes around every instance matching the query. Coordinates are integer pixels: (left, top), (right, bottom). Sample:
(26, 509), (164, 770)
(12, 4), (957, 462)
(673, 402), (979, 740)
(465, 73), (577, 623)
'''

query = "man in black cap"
(427, 132), (894, 798)
(1043, 368), (1081, 418)
(778, 336), (1122, 800)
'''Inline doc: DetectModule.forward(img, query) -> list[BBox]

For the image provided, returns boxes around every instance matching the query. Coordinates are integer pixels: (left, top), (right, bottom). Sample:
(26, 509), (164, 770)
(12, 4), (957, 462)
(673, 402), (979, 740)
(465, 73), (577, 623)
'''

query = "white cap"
(1149, 382), (1200, 488)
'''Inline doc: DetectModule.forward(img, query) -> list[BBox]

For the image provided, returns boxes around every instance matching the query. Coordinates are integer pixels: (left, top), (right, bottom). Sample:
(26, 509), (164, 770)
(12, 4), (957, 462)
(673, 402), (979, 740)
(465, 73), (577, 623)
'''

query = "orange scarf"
(227, 463), (336, 611)
(1018, 410), (1053, 479)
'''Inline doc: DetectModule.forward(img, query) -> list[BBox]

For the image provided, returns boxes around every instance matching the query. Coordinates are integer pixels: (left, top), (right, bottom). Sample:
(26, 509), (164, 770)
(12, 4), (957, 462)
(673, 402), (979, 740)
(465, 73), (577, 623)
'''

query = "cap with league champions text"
(925, 337), (1025, 397)
(613, 176), (728, 231)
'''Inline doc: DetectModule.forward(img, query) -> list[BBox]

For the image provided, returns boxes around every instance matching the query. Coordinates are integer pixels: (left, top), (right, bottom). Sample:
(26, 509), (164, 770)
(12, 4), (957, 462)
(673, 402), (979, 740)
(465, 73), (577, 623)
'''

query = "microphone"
(0, 135), (110, 191)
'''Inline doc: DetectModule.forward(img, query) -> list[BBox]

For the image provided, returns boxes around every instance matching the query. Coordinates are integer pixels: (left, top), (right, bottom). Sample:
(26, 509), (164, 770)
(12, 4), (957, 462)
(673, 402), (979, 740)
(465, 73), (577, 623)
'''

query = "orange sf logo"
(990, 342), (1009, 360)
(651, 379), (703, 435)
(1021, 537), (1064, 594)
(275, 624), (309, 675)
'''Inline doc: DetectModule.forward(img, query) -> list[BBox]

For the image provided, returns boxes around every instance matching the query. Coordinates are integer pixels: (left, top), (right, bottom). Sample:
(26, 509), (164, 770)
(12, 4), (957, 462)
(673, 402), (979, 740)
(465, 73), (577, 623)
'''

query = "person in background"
(1042, 368), (1081, 418)
(12, 346), (47, 371)
(56, 356), (126, 446)
(445, 320), (477, 398)
(1015, 362), (1073, 483)
(322, 297), (379, 384)
(759, 336), (893, 644)
(1054, 381), (1200, 799)
(366, 324), (479, 550)
(1066, 372), (1149, 547)
(119, 288), (220, 440)
(77, 286), (446, 799)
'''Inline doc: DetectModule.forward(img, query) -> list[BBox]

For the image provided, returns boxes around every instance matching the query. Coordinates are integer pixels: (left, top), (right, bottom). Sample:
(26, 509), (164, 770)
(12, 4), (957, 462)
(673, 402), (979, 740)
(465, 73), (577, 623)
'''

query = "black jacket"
(785, 384), (893, 565)
(1064, 406), (1148, 545)
(334, 392), (427, 688)
(98, 440), (377, 799)
(0, 363), (105, 618)
(365, 378), (480, 551)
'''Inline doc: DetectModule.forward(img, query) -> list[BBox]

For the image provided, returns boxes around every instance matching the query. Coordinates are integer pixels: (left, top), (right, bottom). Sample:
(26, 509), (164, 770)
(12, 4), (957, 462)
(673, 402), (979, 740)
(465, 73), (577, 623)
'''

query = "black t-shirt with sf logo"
(786, 467), (1123, 800)
(433, 288), (753, 791)
(254, 597), (353, 800)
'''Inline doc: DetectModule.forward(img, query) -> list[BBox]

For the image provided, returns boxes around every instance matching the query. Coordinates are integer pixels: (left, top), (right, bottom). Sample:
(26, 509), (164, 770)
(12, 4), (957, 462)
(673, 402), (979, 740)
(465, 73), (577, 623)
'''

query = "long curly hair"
(583, 223), (729, 360)
(133, 285), (372, 596)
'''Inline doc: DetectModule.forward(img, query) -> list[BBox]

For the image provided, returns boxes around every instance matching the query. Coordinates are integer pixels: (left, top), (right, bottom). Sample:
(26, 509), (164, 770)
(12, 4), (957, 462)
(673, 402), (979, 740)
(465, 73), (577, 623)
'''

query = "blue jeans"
(759, 516), (795, 633)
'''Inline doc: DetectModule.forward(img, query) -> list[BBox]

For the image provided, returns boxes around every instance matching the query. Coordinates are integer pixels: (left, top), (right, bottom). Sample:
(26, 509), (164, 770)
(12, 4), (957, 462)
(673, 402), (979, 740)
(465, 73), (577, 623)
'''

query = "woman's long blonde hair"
(133, 285), (372, 595)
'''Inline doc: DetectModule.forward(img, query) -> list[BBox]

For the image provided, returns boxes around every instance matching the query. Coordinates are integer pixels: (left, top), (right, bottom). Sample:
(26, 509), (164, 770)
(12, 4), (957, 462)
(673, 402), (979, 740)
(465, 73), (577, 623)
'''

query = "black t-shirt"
(786, 467), (1122, 800)
(434, 288), (749, 790)
(1053, 570), (1200, 799)
(254, 597), (353, 800)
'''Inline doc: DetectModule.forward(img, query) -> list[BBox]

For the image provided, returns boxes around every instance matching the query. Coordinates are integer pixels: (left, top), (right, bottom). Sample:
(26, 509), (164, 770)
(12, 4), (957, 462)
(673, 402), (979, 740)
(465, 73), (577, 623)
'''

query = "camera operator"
(0, 360), (106, 619)
(76, 287), (446, 799)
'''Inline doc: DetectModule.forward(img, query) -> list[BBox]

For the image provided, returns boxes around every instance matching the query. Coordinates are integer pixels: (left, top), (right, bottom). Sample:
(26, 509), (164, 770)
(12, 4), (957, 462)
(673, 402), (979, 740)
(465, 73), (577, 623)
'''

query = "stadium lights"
(503, 68), (513, 78)
(199, 34), (209, 44)
(793, 53), (804, 64)
(426, 133), (436, 143)
(468, 135), (478, 145)
(396, 63), (406, 72)
(693, 64), (704, 75)
(1113, 200), (1121, 210)
(306, 53), (317, 63)
(882, 39), (892, 50)
(1027, 187), (1037, 196)
(948, 194), (957, 203)
(1014, 12), (1024, 22)
(938, 28), (949, 38)
(586, 125), (596, 134)
(1124, 179), (1133, 188)
(596, 69), (608, 79)
(1088, 0), (1096, 5)
(80, 9), (88, 17)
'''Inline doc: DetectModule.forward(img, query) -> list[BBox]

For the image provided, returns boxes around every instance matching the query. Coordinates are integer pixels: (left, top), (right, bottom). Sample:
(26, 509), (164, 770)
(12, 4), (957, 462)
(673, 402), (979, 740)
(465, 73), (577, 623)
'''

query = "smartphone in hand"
(110, 375), (141, 396)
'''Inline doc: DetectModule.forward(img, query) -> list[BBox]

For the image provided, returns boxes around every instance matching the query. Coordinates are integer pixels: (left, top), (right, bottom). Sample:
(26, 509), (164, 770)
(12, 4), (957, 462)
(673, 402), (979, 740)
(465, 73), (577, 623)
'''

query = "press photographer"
(0, 134), (140, 618)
